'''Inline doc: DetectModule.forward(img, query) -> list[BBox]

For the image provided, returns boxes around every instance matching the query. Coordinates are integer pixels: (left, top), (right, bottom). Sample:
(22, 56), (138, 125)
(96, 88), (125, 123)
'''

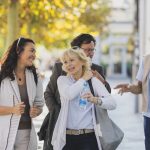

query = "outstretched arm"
(114, 81), (142, 95)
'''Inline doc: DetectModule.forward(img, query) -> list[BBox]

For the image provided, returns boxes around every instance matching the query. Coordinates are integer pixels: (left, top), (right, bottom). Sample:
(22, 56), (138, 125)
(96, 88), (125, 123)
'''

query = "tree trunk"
(6, 0), (19, 48)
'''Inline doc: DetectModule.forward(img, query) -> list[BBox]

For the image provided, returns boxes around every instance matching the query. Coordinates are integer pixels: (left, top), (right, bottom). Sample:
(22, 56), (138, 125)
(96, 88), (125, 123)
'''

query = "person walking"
(51, 48), (116, 150)
(41, 33), (111, 150)
(0, 37), (44, 150)
(114, 54), (150, 150)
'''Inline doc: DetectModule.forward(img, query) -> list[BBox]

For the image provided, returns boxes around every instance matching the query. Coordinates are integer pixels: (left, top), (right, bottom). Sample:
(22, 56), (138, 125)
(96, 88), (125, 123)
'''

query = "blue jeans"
(63, 132), (99, 150)
(144, 116), (150, 150)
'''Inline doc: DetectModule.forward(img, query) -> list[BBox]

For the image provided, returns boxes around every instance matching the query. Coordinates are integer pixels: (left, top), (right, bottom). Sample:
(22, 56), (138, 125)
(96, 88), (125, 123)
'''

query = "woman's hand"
(82, 70), (93, 81)
(82, 92), (98, 104)
(12, 102), (25, 115)
(30, 106), (42, 118)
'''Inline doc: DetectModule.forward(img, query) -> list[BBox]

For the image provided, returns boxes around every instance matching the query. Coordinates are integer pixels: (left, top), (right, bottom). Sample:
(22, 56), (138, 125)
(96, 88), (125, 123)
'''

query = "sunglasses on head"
(71, 46), (86, 51)
(16, 37), (24, 49)
(71, 46), (80, 50)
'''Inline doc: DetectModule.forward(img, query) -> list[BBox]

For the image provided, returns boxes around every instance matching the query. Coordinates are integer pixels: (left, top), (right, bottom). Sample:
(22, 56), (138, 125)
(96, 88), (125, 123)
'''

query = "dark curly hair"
(0, 37), (38, 85)
(71, 33), (96, 47)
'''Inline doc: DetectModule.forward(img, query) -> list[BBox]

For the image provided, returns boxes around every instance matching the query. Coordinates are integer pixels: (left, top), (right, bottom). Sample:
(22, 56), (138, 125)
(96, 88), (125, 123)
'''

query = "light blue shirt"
(53, 75), (116, 149)
(66, 76), (94, 129)
(136, 59), (150, 117)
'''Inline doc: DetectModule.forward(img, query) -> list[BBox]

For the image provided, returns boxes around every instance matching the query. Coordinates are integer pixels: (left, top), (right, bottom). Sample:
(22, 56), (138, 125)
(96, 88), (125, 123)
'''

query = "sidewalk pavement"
(34, 77), (145, 150)
(108, 78), (145, 150)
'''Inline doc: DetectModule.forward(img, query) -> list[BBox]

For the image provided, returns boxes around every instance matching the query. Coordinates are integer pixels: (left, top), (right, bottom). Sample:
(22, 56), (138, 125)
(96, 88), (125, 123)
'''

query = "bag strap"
(88, 79), (95, 96)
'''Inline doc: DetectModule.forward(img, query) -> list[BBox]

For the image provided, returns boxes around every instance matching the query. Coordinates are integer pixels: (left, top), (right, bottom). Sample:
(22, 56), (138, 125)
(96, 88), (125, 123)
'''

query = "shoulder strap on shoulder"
(88, 79), (95, 96)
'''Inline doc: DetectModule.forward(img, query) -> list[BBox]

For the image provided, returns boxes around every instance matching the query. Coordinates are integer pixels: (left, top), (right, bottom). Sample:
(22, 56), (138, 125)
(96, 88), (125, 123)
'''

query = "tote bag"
(95, 106), (124, 150)
(88, 79), (124, 150)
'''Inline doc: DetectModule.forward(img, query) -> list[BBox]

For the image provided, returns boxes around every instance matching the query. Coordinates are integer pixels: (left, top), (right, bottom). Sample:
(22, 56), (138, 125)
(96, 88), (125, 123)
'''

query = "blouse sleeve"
(57, 76), (85, 102)
(92, 77), (116, 110)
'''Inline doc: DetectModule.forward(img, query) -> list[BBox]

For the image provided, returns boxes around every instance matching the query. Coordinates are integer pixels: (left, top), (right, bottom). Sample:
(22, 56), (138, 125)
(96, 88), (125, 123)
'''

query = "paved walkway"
(34, 77), (145, 150)
(108, 78), (145, 150)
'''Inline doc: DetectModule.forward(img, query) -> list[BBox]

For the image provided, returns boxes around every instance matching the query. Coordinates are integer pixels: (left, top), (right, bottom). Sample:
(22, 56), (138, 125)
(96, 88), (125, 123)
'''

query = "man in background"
(42, 33), (111, 150)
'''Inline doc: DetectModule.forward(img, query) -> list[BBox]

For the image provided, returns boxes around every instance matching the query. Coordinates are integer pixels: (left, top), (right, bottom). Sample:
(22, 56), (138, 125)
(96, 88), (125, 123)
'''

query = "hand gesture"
(114, 83), (130, 95)
(30, 106), (41, 118)
(13, 102), (25, 115)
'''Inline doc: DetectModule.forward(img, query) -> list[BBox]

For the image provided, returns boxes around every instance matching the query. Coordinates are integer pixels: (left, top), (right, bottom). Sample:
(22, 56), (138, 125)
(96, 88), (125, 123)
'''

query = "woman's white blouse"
(51, 76), (116, 150)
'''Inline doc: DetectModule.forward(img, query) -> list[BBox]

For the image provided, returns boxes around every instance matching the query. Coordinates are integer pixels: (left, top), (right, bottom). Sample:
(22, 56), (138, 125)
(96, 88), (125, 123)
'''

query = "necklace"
(15, 69), (25, 83)
(18, 78), (21, 81)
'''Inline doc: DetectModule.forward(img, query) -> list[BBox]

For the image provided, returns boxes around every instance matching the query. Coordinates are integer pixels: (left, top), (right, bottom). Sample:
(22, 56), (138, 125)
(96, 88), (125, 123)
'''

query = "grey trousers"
(14, 129), (31, 150)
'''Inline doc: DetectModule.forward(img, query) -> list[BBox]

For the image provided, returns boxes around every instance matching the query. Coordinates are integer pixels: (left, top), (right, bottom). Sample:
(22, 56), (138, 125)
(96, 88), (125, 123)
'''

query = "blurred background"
(0, 0), (150, 149)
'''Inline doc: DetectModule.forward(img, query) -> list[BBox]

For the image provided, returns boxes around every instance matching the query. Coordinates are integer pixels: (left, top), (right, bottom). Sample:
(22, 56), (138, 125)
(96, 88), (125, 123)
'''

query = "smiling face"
(62, 53), (84, 79)
(17, 42), (36, 67)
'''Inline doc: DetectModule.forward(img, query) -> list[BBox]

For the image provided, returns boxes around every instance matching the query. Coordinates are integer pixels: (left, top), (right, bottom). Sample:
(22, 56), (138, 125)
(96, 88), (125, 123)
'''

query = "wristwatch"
(97, 97), (103, 106)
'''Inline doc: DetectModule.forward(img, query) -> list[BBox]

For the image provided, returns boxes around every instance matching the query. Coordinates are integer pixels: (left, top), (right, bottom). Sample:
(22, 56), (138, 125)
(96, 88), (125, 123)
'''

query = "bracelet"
(97, 97), (103, 106)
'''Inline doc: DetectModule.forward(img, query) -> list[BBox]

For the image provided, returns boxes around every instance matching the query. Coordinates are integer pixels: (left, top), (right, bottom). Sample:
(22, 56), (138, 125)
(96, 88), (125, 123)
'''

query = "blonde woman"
(51, 48), (117, 150)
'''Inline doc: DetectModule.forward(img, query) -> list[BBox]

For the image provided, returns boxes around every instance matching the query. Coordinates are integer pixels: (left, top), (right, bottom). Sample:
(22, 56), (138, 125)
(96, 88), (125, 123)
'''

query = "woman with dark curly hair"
(0, 37), (44, 150)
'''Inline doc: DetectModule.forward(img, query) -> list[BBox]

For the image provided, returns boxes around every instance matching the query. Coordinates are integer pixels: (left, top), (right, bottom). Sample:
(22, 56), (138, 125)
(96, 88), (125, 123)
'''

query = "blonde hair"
(60, 47), (91, 74)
